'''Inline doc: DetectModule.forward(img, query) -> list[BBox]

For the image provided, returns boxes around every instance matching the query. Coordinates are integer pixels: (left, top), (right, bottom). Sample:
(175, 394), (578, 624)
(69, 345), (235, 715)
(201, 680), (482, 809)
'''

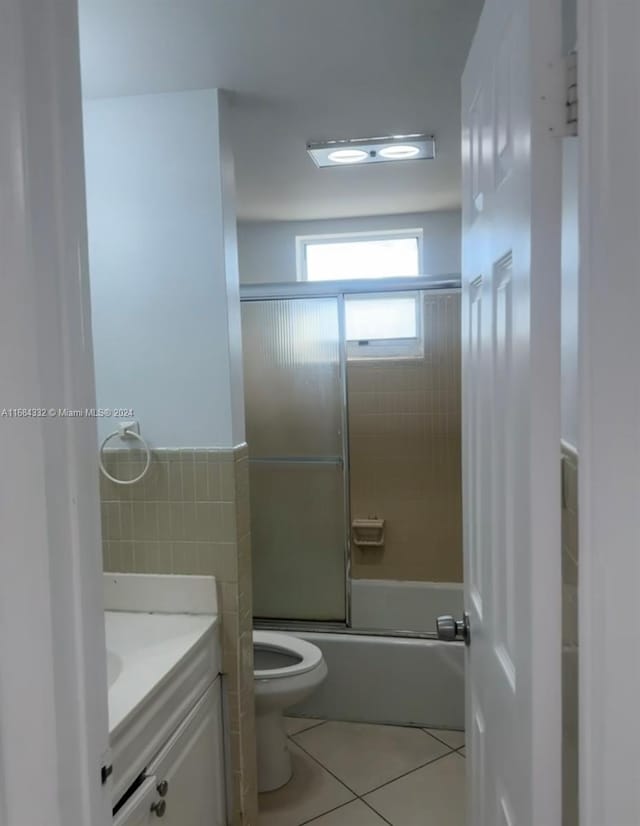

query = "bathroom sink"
(105, 611), (220, 802)
(107, 649), (123, 689)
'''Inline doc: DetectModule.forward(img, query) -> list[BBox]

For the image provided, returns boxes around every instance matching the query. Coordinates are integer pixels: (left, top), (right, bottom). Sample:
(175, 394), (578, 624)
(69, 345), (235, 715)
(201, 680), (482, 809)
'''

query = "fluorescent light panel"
(307, 134), (435, 168)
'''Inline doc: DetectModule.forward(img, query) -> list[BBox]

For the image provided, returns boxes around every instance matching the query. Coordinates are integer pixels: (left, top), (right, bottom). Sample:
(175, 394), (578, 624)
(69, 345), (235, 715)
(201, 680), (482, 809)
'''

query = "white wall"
(561, 139), (579, 449)
(84, 88), (245, 448)
(237, 210), (461, 284)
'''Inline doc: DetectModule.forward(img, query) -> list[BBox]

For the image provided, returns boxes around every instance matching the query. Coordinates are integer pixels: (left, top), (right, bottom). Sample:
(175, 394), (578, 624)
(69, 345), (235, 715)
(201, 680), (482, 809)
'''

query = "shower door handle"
(436, 613), (470, 646)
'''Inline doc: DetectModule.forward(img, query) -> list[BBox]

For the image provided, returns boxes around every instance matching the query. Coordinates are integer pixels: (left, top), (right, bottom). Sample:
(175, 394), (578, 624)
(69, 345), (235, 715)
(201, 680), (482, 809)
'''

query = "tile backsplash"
(101, 448), (237, 571)
(101, 445), (257, 826)
(348, 291), (462, 583)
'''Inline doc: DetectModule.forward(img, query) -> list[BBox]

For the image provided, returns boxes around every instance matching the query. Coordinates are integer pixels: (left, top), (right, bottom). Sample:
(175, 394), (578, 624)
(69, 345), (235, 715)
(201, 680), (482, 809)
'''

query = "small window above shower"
(296, 229), (424, 359)
(297, 229), (423, 282)
(344, 292), (423, 360)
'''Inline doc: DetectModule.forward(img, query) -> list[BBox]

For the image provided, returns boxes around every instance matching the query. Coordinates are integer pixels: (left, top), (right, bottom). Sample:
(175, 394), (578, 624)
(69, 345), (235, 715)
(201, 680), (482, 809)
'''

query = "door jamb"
(0, 1), (111, 824)
(578, 1), (640, 824)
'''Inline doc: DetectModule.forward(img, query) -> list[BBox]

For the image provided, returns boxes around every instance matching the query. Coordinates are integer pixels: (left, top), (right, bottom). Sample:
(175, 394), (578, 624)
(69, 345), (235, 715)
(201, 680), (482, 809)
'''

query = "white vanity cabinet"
(113, 779), (159, 826)
(114, 681), (226, 826)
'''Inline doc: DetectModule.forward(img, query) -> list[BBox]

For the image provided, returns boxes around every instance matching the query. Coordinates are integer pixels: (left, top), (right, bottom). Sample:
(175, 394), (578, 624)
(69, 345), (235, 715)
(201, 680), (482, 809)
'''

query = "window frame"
(295, 228), (424, 283)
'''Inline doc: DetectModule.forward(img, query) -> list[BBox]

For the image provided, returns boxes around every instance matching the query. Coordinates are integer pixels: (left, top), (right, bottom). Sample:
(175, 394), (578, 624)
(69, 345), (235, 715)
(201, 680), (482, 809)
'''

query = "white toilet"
(253, 631), (328, 792)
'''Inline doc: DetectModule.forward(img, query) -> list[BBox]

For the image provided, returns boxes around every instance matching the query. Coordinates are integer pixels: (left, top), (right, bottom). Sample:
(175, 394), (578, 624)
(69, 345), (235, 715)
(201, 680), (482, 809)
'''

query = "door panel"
(241, 298), (342, 458)
(462, 0), (562, 823)
(466, 275), (488, 626)
(113, 778), (157, 826)
(471, 698), (487, 822)
(250, 461), (346, 620)
(242, 297), (347, 621)
(146, 683), (226, 826)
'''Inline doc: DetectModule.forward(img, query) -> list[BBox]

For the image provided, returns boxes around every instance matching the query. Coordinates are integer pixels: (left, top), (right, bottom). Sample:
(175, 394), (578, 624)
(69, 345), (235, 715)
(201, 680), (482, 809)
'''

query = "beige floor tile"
(365, 753), (466, 826)
(306, 799), (389, 825)
(293, 720), (449, 795)
(285, 716), (325, 736)
(424, 728), (465, 750)
(257, 742), (354, 826)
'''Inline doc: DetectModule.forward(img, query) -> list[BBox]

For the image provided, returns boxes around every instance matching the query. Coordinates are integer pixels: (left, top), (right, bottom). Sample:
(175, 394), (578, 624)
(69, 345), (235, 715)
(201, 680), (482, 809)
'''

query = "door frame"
(241, 276), (460, 633)
(577, 1), (640, 824)
(0, 1), (111, 824)
(1, 0), (639, 824)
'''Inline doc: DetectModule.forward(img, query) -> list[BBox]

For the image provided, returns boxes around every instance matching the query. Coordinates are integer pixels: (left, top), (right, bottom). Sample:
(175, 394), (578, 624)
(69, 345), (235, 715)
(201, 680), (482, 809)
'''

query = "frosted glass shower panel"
(241, 298), (342, 458)
(250, 461), (346, 620)
(242, 297), (347, 621)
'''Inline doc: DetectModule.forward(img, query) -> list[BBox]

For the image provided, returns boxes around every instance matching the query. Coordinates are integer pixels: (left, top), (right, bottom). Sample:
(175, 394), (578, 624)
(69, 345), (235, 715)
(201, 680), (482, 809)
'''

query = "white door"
(461, 0), (563, 823)
(0, 1), (112, 824)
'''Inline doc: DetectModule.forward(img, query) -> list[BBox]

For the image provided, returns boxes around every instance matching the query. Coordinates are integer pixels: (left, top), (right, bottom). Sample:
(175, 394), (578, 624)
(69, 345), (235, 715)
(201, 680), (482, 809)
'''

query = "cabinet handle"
(157, 780), (169, 797)
(150, 800), (167, 818)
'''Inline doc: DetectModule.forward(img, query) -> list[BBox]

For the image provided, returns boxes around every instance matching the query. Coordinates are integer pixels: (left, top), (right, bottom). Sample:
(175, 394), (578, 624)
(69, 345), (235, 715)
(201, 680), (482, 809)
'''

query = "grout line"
(281, 721), (464, 826)
(287, 718), (328, 737)
(288, 749), (394, 826)
(359, 796), (394, 825)
(297, 800), (360, 826)
(360, 749), (458, 797)
(421, 728), (465, 750)
(297, 798), (390, 826)
(289, 738), (360, 798)
(290, 728), (457, 800)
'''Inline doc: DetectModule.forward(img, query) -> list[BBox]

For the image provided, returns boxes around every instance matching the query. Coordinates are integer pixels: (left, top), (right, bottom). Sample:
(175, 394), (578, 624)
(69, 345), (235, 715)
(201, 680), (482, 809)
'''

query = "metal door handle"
(436, 612), (471, 645)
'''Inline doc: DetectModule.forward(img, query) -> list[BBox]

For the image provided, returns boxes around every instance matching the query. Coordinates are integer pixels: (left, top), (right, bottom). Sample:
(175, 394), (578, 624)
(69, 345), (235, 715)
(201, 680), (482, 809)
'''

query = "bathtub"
(350, 579), (464, 635)
(291, 631), (465, 730)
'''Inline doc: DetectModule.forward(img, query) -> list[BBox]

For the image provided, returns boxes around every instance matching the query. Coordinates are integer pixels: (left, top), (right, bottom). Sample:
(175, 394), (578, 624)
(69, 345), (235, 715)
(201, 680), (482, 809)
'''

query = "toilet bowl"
(253, 630), (328, 792)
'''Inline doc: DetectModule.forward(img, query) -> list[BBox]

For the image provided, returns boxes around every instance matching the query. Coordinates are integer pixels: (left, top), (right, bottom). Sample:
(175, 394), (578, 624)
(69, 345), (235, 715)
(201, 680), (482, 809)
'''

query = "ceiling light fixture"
(378, 144), (421, 160)
(307, 134), (435, 168)
(327, 148), (369, 164)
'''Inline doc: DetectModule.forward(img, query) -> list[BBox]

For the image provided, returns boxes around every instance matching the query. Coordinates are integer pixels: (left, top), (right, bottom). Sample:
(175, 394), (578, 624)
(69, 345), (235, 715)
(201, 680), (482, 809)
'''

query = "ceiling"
(78, 1), (483, 221)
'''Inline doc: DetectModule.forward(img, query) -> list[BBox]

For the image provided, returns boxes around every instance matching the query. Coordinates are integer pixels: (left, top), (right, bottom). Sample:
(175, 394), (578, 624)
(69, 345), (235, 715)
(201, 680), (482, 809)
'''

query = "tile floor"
(258, 718), (466, 826)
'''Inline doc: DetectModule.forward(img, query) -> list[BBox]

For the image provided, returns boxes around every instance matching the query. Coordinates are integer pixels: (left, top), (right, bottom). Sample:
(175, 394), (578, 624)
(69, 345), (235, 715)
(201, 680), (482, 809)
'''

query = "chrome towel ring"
(99, 422), (151, 485)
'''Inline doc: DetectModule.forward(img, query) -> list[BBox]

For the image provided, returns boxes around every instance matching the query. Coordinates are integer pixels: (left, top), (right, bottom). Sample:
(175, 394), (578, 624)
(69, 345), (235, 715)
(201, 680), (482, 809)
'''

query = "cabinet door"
(146, 682), (226, 826)
(113, 778), (157, 826)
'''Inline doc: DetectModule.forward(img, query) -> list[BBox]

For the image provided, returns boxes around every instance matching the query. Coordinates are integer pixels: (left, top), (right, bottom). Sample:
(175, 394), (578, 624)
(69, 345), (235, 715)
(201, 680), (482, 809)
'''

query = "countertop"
(105, 610), (218, 737)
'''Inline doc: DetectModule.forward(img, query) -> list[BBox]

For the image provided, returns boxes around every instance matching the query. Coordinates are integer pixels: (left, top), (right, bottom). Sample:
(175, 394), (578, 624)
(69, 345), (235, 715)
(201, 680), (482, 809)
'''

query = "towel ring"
(99, 425), (151, 485)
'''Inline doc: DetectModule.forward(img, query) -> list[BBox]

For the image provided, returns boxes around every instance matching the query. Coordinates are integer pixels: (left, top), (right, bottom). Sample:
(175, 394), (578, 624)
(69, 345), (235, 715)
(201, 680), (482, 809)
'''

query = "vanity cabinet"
(114, 681), (226, 826)
(113, 779), (158, 826)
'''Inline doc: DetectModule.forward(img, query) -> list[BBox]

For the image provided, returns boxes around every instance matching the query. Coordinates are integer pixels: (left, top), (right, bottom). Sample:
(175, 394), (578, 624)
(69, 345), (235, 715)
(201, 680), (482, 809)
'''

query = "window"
(297, 229), (423, 282)
(345, 294), (417, 340)
(296, 230), (424, 359)
(345, 292), (423, 359)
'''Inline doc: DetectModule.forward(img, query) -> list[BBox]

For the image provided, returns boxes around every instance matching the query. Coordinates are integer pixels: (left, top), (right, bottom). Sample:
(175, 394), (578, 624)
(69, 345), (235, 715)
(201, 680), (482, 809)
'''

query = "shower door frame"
(241, 274), (462, 640)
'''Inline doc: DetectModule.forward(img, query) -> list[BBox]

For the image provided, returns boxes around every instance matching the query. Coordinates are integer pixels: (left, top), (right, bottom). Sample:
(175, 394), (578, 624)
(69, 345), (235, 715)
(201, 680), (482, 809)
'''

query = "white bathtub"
(350, 579), (464, 634)
(291, 631), (465, 730)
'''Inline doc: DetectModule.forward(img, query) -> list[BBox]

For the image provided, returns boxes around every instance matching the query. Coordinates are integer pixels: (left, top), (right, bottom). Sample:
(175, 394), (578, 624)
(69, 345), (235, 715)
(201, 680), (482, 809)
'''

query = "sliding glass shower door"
(241, 298), (347, 621)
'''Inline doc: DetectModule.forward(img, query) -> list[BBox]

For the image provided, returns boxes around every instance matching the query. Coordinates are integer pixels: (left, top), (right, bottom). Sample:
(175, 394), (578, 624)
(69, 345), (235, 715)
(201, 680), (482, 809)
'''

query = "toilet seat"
(253, 631), (323, 680)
